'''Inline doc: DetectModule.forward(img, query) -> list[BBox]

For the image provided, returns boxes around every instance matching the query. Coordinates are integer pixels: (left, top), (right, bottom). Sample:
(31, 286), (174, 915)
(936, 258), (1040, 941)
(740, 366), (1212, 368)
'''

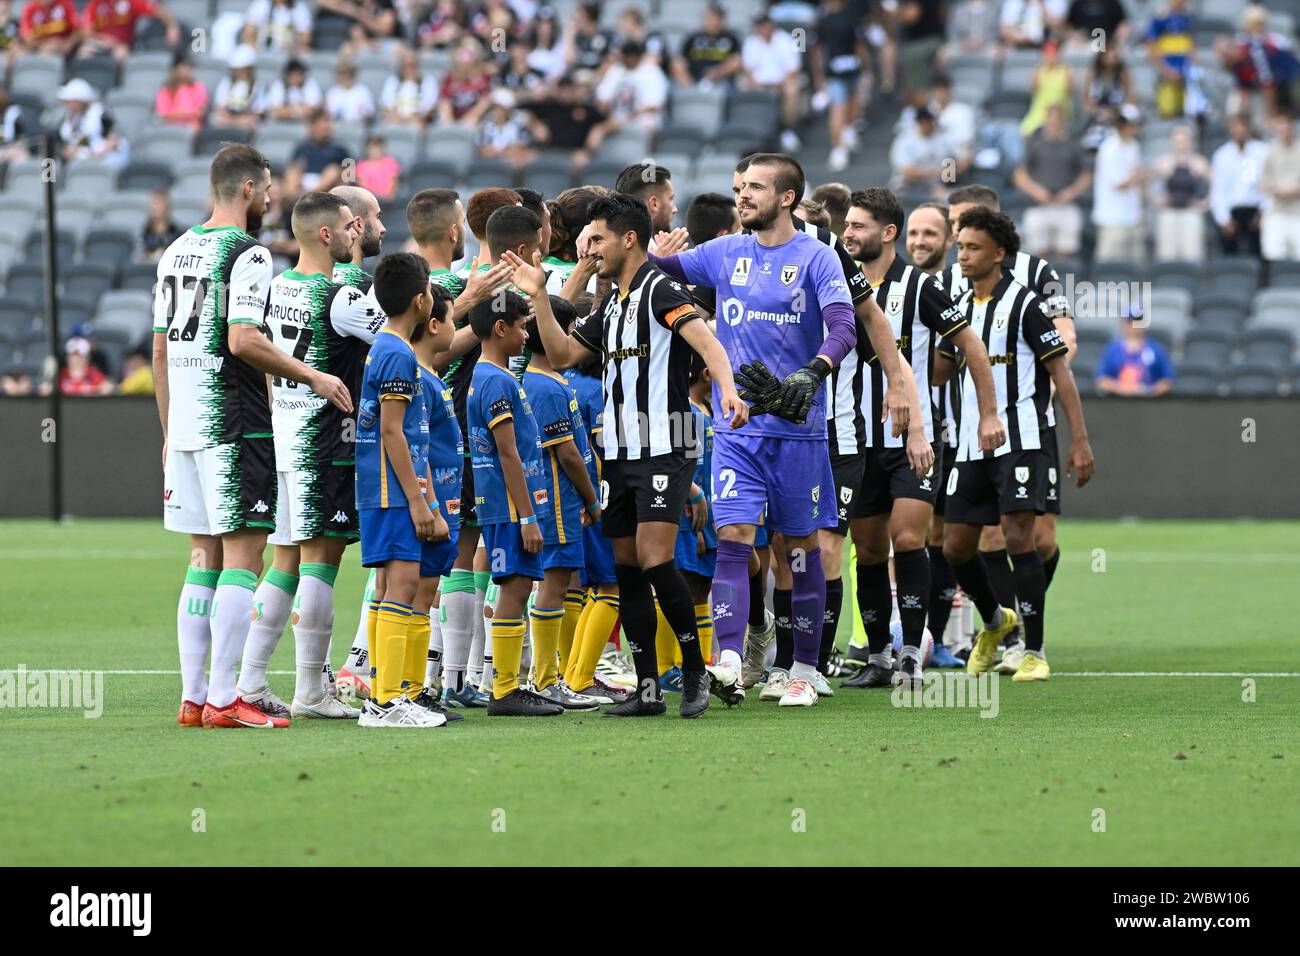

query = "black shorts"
(851, 443), (943, 518)
(1043, 425), (1061, 516)
(946, 449), (1051, 527)
(933, 445), (958, 518)
(459, 457), (477, 527)
(829, 452), (866, 536)
(602, 453), (694, 540)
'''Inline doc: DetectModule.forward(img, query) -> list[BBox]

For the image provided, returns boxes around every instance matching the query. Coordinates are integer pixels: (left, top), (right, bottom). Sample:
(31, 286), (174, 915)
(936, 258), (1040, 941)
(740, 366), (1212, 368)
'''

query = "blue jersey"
(680, 399), (716, 548)
(564, 366), (604, 488)
(672, 231), (852, 440)
(524, 366), (591, 546)
(356, 329), (431, 510)
(419, 363), (463, 532)
(467, 359), (551, 526)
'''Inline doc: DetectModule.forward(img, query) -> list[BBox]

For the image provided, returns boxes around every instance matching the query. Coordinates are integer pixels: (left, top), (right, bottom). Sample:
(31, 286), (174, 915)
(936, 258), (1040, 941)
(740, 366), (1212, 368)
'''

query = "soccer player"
(646, 155), (865, 708)
(355, 251), (450, 728)
(465, 292), (564, 717)
(521, 306), (604, 710)
(512, 192), (747, 718)
(614, 162), (678, 235)
(236, 191), (386, 719)
(836, 188), (1003, 689)
(943, 207), (1094, 682)
(543, 185), (608, 298)
(944, 184), (1078, 672)
(153, 143), (350, 729)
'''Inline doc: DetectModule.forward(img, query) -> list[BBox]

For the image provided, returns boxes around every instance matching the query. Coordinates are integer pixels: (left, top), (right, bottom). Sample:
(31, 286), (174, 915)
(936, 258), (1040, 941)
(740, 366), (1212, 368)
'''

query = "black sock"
(949, 554), (1000, 623)
(855, 561), (893, 656)
(772, 587), (793, 670)
(927, 543), (958, 640)
(646, 561), (704, 673)
(614, 563), (662, 687)
(979, 548), (1016, 611)
(1043, 547), (1061, 591)
(893, 548), (930, 650)
(818, 577), (844, 672)
(748, 571), (767, 628)
(1010, 550), (1046, 652)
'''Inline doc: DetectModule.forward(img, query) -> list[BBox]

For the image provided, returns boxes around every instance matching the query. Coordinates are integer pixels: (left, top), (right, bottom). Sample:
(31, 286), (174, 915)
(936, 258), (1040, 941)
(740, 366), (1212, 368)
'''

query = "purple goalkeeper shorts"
(710, 432), (837, 537)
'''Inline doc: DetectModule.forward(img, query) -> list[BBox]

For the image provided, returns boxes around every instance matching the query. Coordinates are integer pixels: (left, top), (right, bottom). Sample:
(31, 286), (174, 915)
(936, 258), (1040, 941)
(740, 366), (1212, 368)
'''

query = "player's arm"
(945, 327), (1003, 452)
(554, 438), (600, 524)
(896, 354), (934, 478)
(330, 285), (387, 343)
(492, 418), (543, 553)
(1046, 356), (1094, 487)
(676, 317), (747, 429)
(425, 460), (450, 541)
(450, 255), (517, 324)
(932, 340), (960, 386)
(502, 250), (599, 370)
(379, 395), (440, 541)
(557, 255), (599, 304)
(150, 269), (170, 453)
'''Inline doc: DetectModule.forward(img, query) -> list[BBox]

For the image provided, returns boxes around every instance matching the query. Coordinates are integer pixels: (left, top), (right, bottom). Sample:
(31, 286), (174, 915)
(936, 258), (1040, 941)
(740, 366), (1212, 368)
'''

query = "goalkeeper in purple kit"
(651, 154), (858, 708)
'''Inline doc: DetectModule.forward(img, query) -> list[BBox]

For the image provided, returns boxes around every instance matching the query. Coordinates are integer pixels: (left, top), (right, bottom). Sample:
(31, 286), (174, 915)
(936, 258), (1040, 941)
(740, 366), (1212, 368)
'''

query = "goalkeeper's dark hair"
(525, 295), (576, 356)
(744, 152), (806, 208)
(469, 289), (530, 339)
(374, 251), (433, 318)
(955, 205), (1020, 258)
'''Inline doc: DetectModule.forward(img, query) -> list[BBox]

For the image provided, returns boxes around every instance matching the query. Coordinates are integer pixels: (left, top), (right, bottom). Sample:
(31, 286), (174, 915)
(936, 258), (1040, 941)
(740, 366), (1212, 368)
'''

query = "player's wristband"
(586, 501), (601, 516)
(689, 491), (706, 504)
(519, 515), (538, 527)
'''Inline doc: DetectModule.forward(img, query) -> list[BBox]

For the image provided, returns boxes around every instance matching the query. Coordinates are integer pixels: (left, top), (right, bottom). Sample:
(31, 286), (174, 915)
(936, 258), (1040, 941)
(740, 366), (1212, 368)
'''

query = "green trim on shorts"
(324, 531), (359, 540)
(264, 567), (299, 594)
(330, 460), (354, 467)
(441, 568), (476, 594)
(243, 432), (274, 439)
(473, 570), (490, 592)
(185, 566), (221, 588)
(217, 568), (259, 590)
(247, 521), (276, 530)
(299, 562), (340, 586)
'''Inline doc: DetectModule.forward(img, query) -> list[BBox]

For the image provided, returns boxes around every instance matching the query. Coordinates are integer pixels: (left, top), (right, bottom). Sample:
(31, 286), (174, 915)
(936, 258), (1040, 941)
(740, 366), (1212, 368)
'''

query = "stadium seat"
(24, 229), (77, 268)
(655, 123), (706, 157)
(255, 124), (306, 171)
(10, 54), (63, 99)
(422, 128), (475, 173)
(1147, 286), (1192, 344)
(670, 88), (725, 140)
(946, 51), (997, 106)
(691, 155), (739, 197)
(83, 229), (137, 269)
(1193, 292), (1250, 331)
(135, 125), (195, 167)
(727, 90), (780, 135)
(1250, 287), (1300, 327)
(97, 192), (152, 236)
(191, 58), (228, 96)
(195, 125), (253, 157)
(998, 48), (1041, 92)
(985, 91), (1031, 121)
(70, 263), (116, 304)
(64, 57), (120, 98)
(1227, 362), (1282, 396)
(173, 168), (213, 202)
(133, 16), (173, 51)
(95, 291), (153, 338)
(117, 161), (175, 192)
(1201, 257), (1261, 299)
(713, 122), (769, 157)
(91, 329), (132, 377)
(3, 262), (48, 307)
(463, 159), (518, 193)
(578, 157), (628, 190)
(117, 261), (160, 293)
(63, 160), (121, 203)
(405, 158), (461, 192)
(1090, 260), (1141, 290)
(0, 301), (35, 338)
(1182, 328), (1233, 365)
(1150, 261), (1200, 296)
(1172, 362), (1222, 396)
(1235, 328), (1295, 370)
(60, 297), (94, 333)
(3, 158), (57, 197)
(313, 17), (353, 51)
(16, 330), (51, 364)
(1266, 260), (1300, 288)
(370, 124), (422, 170)
(518, 152), (574, 198)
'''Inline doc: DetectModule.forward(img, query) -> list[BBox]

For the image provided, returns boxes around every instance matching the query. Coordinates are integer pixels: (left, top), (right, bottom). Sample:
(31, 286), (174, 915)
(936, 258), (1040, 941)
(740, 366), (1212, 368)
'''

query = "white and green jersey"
(265, 269), (387, 473)
(153, 225), (275, 450)
(542, 256), (597, 297)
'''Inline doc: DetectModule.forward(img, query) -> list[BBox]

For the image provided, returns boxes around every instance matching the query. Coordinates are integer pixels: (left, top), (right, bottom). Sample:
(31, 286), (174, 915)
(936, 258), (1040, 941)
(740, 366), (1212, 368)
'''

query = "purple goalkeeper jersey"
(667, 231), (853, 441)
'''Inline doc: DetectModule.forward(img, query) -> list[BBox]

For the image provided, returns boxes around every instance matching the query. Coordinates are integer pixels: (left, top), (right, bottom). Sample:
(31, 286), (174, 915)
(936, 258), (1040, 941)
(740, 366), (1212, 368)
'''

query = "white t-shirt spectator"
(1210, 138), (1270, 226)
(742, 30), (802, 85)
(265, 76), (323, 112)
(380, 74), (438, 119)
(934, 99), (977, 159)
(213, 76), (265, 116)
(890, 127), (957, 186)
(1000, 0), (1067, 46)
(528, 43), (566, 80)
(1092, 130), (1143, 227)
(595, 60), (669, 125)
(245, 0), (312, 52)
(325, 83), (376, 123)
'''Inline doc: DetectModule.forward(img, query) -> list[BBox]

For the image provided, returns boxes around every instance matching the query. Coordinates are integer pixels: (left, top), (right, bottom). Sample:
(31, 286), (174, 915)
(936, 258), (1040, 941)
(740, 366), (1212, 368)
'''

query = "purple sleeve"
(650, 240), (715, 287)
(817, 301), (856, 368)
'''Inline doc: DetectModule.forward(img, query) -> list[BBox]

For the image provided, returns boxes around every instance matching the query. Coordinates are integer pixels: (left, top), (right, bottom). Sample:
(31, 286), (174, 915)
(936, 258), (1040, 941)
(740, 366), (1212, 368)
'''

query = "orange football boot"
(177, 700), (204, 727)
(202, 697), (290, 728)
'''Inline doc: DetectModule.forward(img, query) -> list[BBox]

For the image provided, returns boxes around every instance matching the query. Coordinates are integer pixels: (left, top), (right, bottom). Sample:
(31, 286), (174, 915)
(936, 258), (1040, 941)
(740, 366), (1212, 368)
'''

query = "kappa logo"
(332, 510), (348, 523)
(920, 477), (931, 491)
(1015, 466), (1030, 483)
(252, 500), (270, 514)
(780, 263), (799, 286)
(652, 473), (668, 492)
(730, 257), (752, 286)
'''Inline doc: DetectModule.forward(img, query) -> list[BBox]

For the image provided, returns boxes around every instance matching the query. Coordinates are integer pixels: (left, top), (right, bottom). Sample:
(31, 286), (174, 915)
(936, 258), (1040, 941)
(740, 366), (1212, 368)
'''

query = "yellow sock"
(655, 601), (680, 675)
(558, 588), (585, 674)
(529, 605), (564, 690)
(403, 611), (432, 696)
(365, 600), (380, 686)
(694, 603), (714, 664)
(490, 617), (526, 698)
(566, 593), (619, 691)
(375, 602), (413, 704)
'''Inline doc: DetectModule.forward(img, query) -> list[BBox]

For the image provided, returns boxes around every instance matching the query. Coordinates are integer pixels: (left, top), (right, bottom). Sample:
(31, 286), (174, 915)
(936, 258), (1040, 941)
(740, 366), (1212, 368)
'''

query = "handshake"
(734, 358), (832, 426)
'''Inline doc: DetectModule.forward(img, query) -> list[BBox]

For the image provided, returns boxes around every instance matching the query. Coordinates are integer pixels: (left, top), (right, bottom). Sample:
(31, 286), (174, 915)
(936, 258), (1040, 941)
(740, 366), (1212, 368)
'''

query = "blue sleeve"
(655, 236), (723, 288)
(482, 373), (515, 428)
(1095, 341), (1122, 380)
(1152, 344), (1175, 382)
(810, 243), (853, 312)
(375, 346), (418, 400)
(534, 383), (575, 446)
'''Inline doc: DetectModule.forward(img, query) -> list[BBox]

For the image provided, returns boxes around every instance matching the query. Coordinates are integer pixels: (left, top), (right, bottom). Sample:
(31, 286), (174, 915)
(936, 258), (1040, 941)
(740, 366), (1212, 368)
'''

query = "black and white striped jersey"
(955, 273), (1069, 462)
(944, 251), (1072, 319)
(572, 261), (700, 461)
(932, 334), (961, 450)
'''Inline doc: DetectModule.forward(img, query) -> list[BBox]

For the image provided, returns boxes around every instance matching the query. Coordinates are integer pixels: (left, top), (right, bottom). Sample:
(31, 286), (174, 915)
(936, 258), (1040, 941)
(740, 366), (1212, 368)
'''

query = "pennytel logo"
(50, 886), (151, 936)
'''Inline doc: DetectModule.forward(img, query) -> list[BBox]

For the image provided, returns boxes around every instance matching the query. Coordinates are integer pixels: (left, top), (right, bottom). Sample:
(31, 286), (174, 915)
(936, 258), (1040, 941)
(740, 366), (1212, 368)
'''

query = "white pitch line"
(4, 669), (1298, 678)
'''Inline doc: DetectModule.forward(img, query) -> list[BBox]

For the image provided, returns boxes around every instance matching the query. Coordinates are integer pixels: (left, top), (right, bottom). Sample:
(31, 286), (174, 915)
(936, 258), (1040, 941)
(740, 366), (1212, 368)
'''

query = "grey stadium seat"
(1193, 292), (1250, 331)
(670, 88), (725, 140)
(10, 54), (63, 99)
(135, 125), (195, 166)
(463, 159), (518, 194)
(946, 52), (996, 105)
(1227, 362), (1282, 396)
(83, 229), (137, 269)
(517, 152), (574, 198)
(370, 124), (422, 170)
(64, 57), (120, 98)
(422, 125), (475, 172)
(4, 262), (48, 307)
(117, 160), (175, 192)
(118, 262), (160, 294)
(1250, 288), (1300, 327)
(1182, 328), (1232, 365)
(1235, 328), (1295, 370)
(1172, 362), (1222, 396)
(1151, 261), (1200, 297)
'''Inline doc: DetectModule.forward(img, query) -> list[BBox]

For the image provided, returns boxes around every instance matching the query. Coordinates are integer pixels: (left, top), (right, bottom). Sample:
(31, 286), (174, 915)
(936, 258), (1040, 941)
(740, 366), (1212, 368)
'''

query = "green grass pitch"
(2, 518), (1297, 866)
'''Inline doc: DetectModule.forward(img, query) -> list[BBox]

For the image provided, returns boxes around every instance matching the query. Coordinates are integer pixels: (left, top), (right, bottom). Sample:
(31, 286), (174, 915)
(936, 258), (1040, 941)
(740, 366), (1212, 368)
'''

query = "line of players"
(154, 142), (1094, 729)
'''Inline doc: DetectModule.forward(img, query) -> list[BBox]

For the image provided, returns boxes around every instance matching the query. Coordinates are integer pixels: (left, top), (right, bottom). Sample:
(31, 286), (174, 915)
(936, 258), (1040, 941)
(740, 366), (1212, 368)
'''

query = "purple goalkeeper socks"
(790, 545), (826, 669)
(711, 539), (754, 659)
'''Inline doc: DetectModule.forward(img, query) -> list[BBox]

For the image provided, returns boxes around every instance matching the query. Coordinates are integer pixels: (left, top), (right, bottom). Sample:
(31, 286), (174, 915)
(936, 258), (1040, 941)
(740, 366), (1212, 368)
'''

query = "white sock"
(720, 648), (743, 673)
(236, 571), (297, 694)
(478, 581), (498, 692)
(791, 661), (819, 682)
(177, 568), (219, 704)
(293, 568), (335, 705)
(468, 585), (487, 687)
(441, 586), (474, 693)
(208, 571), (258, 708)
(319, 594), (336, 695)
(426, 611), (444, 687)
(344, 569), (377, 672)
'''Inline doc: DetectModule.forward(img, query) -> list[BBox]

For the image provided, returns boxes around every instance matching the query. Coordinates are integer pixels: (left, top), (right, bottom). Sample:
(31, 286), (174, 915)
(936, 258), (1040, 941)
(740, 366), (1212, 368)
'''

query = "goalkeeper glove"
(733, 359), (783, 416)
(775, 357), (832, 425)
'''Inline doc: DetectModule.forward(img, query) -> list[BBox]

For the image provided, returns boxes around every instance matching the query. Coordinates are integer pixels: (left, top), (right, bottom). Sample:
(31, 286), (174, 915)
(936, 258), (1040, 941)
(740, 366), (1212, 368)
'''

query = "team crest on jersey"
(1015, 466), (1029, 483)
(887, 289), (905, 315)
(731, 257), (752, 286)
(780, 264), (799, 286)
(652, 474), (668, 492)
(810, 485), (820, 503)
(840, 486), (853, 504)
(994, 310), (1009, 332)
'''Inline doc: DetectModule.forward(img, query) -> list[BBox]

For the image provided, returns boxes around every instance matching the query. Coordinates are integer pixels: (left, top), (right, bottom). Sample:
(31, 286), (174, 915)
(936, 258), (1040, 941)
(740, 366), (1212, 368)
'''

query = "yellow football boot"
(1012, 653), (1051, 682)
(966, 607), (1020, 674)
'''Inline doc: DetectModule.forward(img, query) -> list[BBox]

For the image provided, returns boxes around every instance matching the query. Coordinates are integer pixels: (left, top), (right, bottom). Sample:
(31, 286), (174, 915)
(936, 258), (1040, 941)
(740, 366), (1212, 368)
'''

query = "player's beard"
(910, 244), (944, 272)
(738, 201), (778, 232)
(360, 224), (382, 258)
(854, 234), (884, 264)
(453, 232), (466, 262)
(245, 203), (265, 234)
(330, 232), (354, 264)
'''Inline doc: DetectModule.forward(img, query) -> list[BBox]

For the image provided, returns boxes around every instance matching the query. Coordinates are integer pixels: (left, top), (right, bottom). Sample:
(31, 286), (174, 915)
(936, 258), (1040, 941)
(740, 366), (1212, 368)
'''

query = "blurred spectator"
(141, 188), (181, 260)
(285, 109), (349, 195)
(475, 90), (536, 169)
(1, 1), (20, 62)
(212, 45), (265, 130)
(523, 74), (608, 168)
(1021, 39), (1072, 136)
(1260, 113), (1300, 262)
(437, 38), (493, 125)
(891, 105), (960, 196)
(1145, 0), (1195, 119)
(672, 4), (742, 90)
(930, 74), (975, 166)
(1091, 108), (1144, 263)
(317, 0), (399, 52)
(1081, 47), (1132, 150)
(57, 78), (126, 166)
(595, 39), (669, 136)
(0, 85), (29, 162)
(19, 0), (79, 56)
(118, 348), (153, 395)
(811, 181), (851, 236)
(258, 187), (297, 255)
(1015, 103), (1090, 258)
(78, 0), (178, 61)
(614, 6), (664, 67)
(59, 336), (113, 396)
(245, 0), (313, 53)
(468, 0), (516, 54)
(325, 61), (376, 123)
(355, 134), (399, 199)
(526, 7), (565, 80)
(265, 57), (322, 121)
(1064, 0), (1127, 49)
(381, 45), (436, 124)
(564, 2), (613, 74)
(742, 13), (803, 152)
(1095, 307), (1174, 397)
(1149, 123), (1209, 262)
(417, 0), (466, 49)
(2, 366), (34, 396)
(945, 0), (1001, 58)
(798, 198), (831, 228)
(814, 0), (868, 172)
(897, 1), (947, 100)
(499, 36), (546, 96)
(1000, 0), (1066, 50)
(154, 56), (208, 129)
(1210, 114), (1268, 256)
(1219, 4), (1299, 125)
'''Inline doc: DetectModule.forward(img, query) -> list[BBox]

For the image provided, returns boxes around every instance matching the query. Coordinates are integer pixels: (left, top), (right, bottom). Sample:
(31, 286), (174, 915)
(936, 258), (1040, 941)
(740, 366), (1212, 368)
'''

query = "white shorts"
(268, 465), (359, 546)
(163, 437), (277, 537)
